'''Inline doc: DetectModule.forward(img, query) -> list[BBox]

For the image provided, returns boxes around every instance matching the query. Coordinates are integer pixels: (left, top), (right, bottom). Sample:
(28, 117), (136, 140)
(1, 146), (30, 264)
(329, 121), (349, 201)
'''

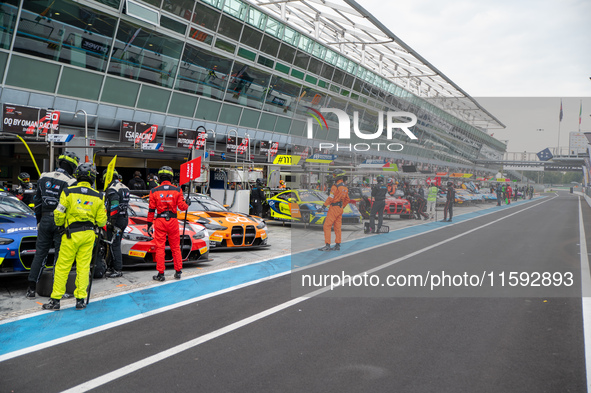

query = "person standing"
(147, 166), (190, 281)
(147, 174), (160, 189)
(127, 171), (146, 191)
(42, 163), (107, 310)
(506, 184), (513, 205)
(103, 168), (130, 278)
(250, 178), (265, 217)
(14, 172), (35, 206)
(318, 169), (349, 251)
(418, 185), (425, 198)
(496, 183), (503, 206)
(369, 176), (387, 233)
(442, 182), (455, 222)
(387, 178), (396, 196)
(26, 152), (79, 298)
(426, 183), (438, 220)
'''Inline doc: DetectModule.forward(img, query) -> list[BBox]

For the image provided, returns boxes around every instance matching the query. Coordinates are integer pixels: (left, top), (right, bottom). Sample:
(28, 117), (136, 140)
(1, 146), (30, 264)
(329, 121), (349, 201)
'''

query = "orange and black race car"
(183, 194), (269, 250)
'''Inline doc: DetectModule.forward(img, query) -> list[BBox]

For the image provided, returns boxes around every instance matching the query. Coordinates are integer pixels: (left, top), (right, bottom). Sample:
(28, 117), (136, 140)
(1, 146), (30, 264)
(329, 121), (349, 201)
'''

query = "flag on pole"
(559, 99), (563, 122)
(536, 148), (553, 162)
(104, 155), (117, 191)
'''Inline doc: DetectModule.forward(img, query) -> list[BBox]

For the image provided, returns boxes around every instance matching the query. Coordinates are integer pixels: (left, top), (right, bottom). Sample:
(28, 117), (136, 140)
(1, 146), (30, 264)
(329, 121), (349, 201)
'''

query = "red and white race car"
(120, 196), (210, 267)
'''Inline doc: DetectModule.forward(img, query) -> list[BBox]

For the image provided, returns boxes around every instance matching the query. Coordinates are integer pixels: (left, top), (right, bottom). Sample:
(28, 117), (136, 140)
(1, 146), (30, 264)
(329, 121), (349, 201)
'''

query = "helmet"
(279, 180), (285, 185)
(447, 182), (453, 187)
(387, 178), (393, 184)
(18, 172), (31, 183)
(376, 176), (384, 183)
(332, 169), (346, 178)
(57, 151), (80, 172)
(256, 178), (264, 186)
(74, 163), (97, 183)
(102, 168), (119, 184)
(158, 166), (174, 181)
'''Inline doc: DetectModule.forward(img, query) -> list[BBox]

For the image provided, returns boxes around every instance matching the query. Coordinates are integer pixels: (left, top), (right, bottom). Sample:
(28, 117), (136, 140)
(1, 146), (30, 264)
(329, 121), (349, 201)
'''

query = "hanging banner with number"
(2, 104), (60, 136)
(273, 155), (301, 165)
(227, 136), (249, 154)
(119, 121), (158, 144)
(177, 128), (206, 149)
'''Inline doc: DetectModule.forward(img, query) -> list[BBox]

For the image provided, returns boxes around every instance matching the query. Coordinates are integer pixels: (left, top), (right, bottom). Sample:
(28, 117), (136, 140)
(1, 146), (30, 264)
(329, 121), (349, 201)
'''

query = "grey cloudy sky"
(361, 0), (591, 152)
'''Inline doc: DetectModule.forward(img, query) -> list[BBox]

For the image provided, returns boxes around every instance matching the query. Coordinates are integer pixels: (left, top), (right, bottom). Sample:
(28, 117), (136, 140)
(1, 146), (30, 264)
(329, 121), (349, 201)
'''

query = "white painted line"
(578, 197), (591, 393)
(61, 195), (555, 393)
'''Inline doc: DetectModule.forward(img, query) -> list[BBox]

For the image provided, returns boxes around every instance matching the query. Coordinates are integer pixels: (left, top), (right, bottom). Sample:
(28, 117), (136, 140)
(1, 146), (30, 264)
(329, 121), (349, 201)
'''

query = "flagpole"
(557, 98), (563, 155)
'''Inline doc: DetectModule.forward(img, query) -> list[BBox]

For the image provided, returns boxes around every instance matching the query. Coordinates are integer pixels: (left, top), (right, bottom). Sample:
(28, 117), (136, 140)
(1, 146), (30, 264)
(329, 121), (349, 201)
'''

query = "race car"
(348, 187), (412, 219)
(120, 196), (210, 267)
(183, 194), (269, 250)
(267, 189), (362, 226)
(0, 192), (51, 275)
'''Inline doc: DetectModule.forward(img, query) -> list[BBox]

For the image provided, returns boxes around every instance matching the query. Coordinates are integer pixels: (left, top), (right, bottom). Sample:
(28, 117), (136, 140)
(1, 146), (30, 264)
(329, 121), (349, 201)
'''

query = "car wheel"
(300, 210), (310, 227)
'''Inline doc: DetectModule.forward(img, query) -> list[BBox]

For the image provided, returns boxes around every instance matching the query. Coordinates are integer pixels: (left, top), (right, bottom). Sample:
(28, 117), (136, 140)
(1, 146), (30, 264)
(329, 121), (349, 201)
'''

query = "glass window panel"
(293, 50), (309, 70)
(162, 0), (194, 20)
(274, 62), (289, 74)
(137, 85), (171, 112)
(320, 64), (334, 80)
(168, 92), (198, 117)
(224, 61), (271, 109)
(260, 35), (280, 57)
(0, 1), (18, 50)
(0, 52), (7, 81)
(195, 98), (221, 121)
(305, 74), (317, 85)
(311, 42), (325, 59)
(15, 1), (117, 72)
(298, 35), (312, 52)
(307, 58), (322, 75)
(331, 69), (344, 85)
(94, 0), (122, 9)
(289, 120), (306, 137)
(101, 76), (140, 106)
(58, 67), (103, 100)
(258, 113), (276, 131)
(291, 69), (304, 80)
(200, 0), (222, 8)
(139, 0), (162, 7)
(108, 21), (182, 88)
(317, 79), (327, 89)
(264, 75), (300, 116)
(223, 0), (247, 20)
(160, 15), (187, 35)
(237, 47), (256, 61)
(342, 72), (354, 88)
(214, 37), (236, 53)
(217, 15), (242, 41)
(6, 55), (59, 93)
(218, 103), (242, 125)
(240, 26), (262, 49)
(257, 55), (274, 69)
(176, 43), (233, 100)
(264, 17), (283, 38)
(239, 108), (260, 128)
(189, 27), (213, 44)
(282, 26), (299, 46)
(274, 116), (291, 134)
(277, 43), (295, 63)
(324, 49), (338, 65)
(192, 3), (221, 31)
(246, 7), (266, 29)
(126, 1), (160, 25)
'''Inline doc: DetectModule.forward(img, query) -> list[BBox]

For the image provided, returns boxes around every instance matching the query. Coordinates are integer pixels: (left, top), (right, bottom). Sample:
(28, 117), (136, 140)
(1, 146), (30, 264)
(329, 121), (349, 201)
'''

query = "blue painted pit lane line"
(0, 197), (541, 359)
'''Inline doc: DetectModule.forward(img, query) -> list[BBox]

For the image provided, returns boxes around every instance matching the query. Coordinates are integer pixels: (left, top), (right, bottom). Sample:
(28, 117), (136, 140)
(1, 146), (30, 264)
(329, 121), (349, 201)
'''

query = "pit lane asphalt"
(1, 192), (587, 392)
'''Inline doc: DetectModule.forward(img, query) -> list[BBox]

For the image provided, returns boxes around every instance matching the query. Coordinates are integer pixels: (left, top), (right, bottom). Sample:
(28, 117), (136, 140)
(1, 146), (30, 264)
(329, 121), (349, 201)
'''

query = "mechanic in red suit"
(147, 166), (190, 281)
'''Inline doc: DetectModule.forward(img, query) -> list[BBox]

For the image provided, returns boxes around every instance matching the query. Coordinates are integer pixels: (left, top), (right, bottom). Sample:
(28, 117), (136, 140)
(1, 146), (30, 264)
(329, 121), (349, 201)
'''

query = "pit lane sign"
(180, 156), (202, 185)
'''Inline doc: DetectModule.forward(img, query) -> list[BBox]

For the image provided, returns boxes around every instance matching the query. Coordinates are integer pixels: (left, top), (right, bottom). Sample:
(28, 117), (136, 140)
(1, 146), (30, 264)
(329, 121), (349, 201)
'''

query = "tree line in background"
(520, 171), (583, 185)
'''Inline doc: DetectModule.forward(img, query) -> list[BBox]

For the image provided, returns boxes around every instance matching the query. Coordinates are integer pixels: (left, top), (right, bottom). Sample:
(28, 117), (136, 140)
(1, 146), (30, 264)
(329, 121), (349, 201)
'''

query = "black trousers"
(28, 214), (62, 285)
(369, 199), (385, 230)
(444, 200), (453, 220)
(107, 217), (128, 271)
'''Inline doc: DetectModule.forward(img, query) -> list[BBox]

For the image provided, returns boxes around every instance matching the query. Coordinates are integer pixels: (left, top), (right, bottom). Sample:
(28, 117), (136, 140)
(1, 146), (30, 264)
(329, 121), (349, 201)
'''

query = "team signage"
(2, 104), (60, 136)
(305, 154), (337, 163)
(119, 121), (158, 144)
(177, 128), (206, 149)
(46, 134), (74, 143)
(273, 155), (301, 165)
(260, 141), (279, 156)
(226, 136), (249, 154)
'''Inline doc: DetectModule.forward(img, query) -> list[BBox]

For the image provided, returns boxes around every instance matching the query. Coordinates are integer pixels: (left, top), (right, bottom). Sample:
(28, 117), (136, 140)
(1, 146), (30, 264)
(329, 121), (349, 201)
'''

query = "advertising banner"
(227, 136), (249, 154)
(2, 104), (60, 136)
(119, 121), (158, 144)
(177, 128), (206, 149)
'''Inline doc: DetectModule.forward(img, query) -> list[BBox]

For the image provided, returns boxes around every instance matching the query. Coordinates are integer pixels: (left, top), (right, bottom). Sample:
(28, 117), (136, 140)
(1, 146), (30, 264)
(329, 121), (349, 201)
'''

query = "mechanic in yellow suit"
(318, 169), (349, 251)
(42, 163), (107, 311)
